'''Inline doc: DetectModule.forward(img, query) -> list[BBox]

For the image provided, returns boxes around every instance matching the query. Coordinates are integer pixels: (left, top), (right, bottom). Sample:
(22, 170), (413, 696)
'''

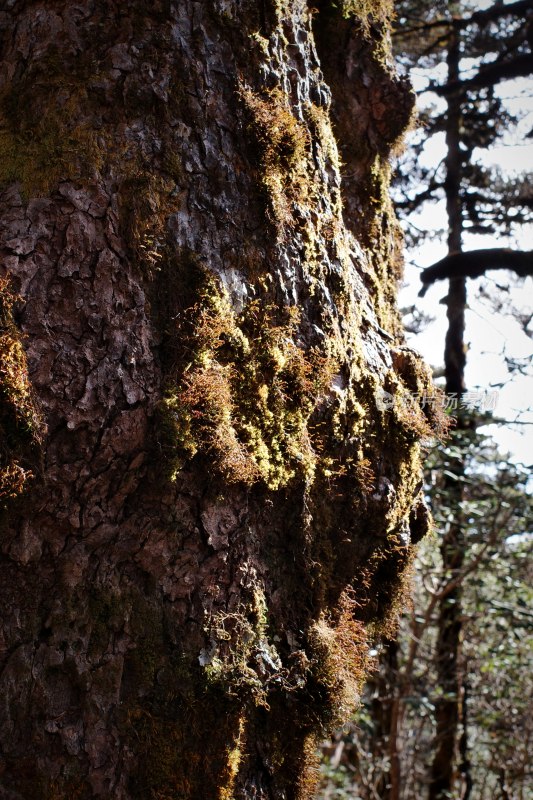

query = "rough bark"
(0, 2), (440, 798)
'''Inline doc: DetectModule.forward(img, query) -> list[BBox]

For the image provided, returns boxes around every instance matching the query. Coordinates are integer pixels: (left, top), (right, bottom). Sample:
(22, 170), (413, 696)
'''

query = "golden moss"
(218, 715), (247, 800)
(0, 278), (41, 500)
(240, 85), (312, 235)
(338, 0), (393, 25)
(159, 273), (336, 490)
(147, 229), (444, 504)
(304, 102), (341, 175)
(307, 592), (370, 726)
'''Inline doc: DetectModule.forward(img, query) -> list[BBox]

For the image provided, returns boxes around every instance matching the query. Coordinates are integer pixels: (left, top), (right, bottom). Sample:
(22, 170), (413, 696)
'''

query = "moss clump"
(200, 587), (280, 706)
(0, 278), (41, 501)
(306, 592), (370, 727)
(240, 85), (312, 235)
(314, 0), (394, 41)
(124, 707), (195, 798)
(159, 271), (336, 490)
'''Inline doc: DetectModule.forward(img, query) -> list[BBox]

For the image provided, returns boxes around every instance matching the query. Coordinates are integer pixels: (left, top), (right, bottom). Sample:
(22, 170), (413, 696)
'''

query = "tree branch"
(419, 248), (533, 295)
(393, 0), (533, 37)
(395, 182), (444, 213)
(435, 52), (533, 96)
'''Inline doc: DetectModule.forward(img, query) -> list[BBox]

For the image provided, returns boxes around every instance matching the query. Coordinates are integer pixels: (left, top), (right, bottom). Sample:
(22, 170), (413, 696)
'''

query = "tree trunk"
(369, 638), (401, 800)
(0, 2), (439, 798)
(430, 23), (467, 800)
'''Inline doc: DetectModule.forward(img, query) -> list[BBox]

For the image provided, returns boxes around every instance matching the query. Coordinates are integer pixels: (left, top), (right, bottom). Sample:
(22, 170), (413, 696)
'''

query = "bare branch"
(419, 249), (533, 295)
(435, 52), (533, 97)
(393, 0), (533, 38)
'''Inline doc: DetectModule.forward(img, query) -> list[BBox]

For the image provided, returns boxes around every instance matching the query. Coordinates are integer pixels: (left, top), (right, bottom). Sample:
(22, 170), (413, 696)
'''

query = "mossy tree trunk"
(0, 2), (442, 798)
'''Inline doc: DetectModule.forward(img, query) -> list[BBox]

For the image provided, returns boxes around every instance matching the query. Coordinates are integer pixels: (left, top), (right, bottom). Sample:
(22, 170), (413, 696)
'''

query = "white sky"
(399, 58), (533, 465)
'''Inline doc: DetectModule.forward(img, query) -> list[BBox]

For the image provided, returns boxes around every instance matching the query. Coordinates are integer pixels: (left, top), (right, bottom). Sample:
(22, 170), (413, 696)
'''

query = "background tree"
(319, 0), (532, 798)
(0, 2), (441, 798)
(319, 435), (533, 800)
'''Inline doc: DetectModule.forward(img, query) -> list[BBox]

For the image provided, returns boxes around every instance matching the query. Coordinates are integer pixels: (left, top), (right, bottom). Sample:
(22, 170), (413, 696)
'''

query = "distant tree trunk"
(459, 670), (473, 800)
(370, 638), (401, 800)
(0, 2), (439, 798)
(430, 24), (467, 800)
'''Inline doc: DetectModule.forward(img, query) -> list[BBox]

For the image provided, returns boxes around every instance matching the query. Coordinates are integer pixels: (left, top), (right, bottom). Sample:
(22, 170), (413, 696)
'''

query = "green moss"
(118, 175), (180, 280)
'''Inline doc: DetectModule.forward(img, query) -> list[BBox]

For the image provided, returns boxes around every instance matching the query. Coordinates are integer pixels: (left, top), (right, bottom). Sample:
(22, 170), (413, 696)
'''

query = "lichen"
(201, 586), (279, 705)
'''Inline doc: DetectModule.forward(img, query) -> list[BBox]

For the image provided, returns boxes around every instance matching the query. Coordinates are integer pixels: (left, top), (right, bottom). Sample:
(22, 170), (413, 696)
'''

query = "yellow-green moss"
(337, 0), (393, 24)
(201, 586), (278, 705)
(307, 592), (370, 726)
(218, 715), (247, 800)
(240, 85), (312, 235)
(304, 102), (342, 176)
(153, 250), (443, 496)
(159, 272), (337, 490)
